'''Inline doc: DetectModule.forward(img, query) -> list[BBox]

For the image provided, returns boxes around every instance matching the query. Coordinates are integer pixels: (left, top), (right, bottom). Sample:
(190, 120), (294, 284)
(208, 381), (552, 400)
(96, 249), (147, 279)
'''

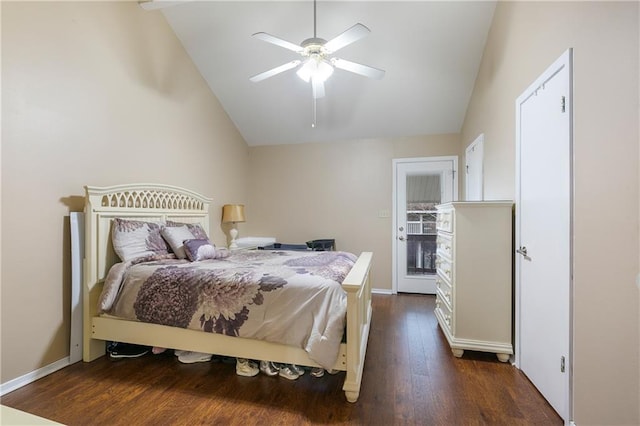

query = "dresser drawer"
(436, 254), (453, 285)
(436, 232), (454, 260)
(436, 209), (454, 233)
(435, 295), (453, 333)
(436, 275), (453, 307)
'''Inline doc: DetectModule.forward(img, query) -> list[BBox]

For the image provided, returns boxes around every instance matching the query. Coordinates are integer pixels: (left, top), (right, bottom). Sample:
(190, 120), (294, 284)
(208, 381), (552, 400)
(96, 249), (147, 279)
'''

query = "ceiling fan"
(249, 0), (385, 101)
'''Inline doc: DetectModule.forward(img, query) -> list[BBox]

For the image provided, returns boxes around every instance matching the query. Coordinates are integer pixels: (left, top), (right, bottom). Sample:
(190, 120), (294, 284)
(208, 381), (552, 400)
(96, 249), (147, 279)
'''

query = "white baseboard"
(0, 357), (70, 396)
(371, 288), (394, 295)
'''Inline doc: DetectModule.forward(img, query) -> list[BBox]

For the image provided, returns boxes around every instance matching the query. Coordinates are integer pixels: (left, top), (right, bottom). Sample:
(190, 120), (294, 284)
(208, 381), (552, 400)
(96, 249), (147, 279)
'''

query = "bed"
(82, 183), (373, 403)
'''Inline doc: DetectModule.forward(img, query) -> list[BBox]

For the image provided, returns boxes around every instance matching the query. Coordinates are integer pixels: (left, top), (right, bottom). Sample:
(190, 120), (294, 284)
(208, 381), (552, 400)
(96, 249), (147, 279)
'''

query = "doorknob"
(398, 236), (405, 241)
(516, 246), (528, 256)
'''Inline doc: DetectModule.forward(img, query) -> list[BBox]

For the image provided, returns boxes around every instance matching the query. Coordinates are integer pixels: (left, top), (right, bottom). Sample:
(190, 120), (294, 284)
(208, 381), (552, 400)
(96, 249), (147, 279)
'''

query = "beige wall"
(246, 134), (460, 292)
(3, 2), (638, 424)
(1, 2), (249, 383)
(461, 1), (639, 424)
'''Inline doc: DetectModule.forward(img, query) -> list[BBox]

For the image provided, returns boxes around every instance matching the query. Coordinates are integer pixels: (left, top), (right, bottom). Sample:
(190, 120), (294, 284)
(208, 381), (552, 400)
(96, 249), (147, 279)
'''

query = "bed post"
(341, 251), (373, 403)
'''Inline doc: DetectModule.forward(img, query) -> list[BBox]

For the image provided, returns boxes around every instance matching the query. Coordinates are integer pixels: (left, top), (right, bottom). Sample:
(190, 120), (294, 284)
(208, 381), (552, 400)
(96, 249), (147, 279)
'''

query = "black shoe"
(108, 342), (149, 359)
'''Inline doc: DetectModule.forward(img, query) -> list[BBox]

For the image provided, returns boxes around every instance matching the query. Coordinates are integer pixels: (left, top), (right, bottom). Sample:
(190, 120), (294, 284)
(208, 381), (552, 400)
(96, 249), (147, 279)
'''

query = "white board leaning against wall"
(70, 212), (84, 364)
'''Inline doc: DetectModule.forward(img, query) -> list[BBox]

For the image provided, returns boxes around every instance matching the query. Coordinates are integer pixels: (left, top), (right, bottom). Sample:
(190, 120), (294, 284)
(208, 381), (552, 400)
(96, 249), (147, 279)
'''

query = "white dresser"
(434, 201), (513, 362)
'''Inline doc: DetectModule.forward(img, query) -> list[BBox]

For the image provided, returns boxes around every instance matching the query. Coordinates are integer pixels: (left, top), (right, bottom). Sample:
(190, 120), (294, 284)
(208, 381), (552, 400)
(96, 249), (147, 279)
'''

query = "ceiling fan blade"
(324, 23), (370, 53)
(252, 32), (304, 53)
(249, 60), (301, 83)
(312, 78), (325, 99)
(332, 58), (385, 80)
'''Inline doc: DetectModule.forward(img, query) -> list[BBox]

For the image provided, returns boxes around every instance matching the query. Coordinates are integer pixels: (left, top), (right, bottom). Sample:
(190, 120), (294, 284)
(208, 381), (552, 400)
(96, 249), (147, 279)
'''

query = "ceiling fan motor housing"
(301, 37), (329, 56)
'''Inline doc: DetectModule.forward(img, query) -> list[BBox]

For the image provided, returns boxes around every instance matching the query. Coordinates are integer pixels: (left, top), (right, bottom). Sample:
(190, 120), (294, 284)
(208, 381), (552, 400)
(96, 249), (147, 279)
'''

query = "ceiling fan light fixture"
(296, 57), (334, 84)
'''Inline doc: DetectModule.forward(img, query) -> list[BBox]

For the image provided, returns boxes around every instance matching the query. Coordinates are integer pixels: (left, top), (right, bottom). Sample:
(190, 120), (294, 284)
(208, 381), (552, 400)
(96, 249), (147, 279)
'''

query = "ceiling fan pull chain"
(312, 96), (317, 128)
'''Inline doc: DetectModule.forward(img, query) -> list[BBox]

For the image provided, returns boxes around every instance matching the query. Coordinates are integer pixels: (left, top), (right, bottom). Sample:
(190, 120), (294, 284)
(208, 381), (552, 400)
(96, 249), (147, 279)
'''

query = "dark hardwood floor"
(1, 294), (562, 425)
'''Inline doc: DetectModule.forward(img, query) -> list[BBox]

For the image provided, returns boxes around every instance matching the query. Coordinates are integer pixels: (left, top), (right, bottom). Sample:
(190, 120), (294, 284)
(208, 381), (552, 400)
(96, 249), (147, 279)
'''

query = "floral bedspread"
(99, 250), (357, 368)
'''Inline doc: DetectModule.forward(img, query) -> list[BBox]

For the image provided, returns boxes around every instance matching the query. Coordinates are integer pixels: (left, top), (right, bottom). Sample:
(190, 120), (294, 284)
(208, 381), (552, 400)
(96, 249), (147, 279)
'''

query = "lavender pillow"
(183, 239), (216, 261)
(111, 218), (170, 261)
(183, 239), (230, 261)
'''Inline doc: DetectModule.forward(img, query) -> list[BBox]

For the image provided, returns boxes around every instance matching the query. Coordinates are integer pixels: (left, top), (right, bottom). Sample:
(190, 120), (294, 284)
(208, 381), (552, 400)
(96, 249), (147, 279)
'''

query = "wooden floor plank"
(1, 294), (562, 425)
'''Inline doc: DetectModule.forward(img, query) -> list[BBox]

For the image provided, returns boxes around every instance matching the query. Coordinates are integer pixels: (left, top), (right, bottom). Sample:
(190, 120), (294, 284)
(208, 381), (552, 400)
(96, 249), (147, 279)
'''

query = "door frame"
(515, 49), (573, 421)
(392, 156), (458, 294)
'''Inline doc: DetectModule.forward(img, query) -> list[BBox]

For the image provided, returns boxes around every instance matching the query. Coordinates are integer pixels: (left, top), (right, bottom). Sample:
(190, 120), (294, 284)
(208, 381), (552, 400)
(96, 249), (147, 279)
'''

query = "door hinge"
(560, 356), (566, 373)
(561, 96), (566, 113)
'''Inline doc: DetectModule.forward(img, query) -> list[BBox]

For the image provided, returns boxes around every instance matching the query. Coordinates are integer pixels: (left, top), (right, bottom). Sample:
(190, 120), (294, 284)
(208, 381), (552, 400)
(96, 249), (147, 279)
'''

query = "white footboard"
(340, 251), (373, 402)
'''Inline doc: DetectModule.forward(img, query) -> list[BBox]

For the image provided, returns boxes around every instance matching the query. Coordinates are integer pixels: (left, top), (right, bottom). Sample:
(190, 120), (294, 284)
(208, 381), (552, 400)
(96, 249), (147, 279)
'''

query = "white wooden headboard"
(83, 184), (212, 356)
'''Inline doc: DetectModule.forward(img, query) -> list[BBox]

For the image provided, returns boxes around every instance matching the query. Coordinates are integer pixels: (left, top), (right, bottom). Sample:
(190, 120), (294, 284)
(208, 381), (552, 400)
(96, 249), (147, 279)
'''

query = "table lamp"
(222, 204), (246, 249)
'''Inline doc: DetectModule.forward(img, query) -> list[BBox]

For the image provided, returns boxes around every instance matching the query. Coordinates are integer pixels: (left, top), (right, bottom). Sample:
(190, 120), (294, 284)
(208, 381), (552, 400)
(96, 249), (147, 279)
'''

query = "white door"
(465, 134), (484, 201)
(393, 157), (457, 294)
(516, 50), (572, 421)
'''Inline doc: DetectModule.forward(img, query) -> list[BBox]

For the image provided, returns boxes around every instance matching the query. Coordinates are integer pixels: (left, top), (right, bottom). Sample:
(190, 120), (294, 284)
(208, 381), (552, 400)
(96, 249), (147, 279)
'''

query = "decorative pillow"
(183, 239), (229, 261)
(166, 220), (209, 240)
(161, 225), (196, 259)
(111, 218), (170, 262)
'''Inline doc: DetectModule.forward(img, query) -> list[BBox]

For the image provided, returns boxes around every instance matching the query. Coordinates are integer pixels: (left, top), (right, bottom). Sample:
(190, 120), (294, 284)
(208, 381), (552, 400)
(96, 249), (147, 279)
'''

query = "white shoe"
(291, 364), (305, 376)
(278, 365), (300, 380)
(178, 351), (212, 364)
(236, 358), (259, 377)
(259, 361), (279, 377)
(311, 367), (325, 378)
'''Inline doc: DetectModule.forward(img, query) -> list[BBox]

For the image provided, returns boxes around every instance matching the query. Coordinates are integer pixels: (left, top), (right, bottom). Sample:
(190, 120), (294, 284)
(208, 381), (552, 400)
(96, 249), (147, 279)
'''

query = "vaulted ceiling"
(150, 1), (496, 146)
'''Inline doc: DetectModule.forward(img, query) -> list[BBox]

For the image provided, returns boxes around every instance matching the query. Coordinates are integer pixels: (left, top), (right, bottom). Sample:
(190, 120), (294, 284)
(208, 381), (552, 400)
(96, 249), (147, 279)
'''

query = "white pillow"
(166, 221), (209, 239)
(112, 218), (170, 262)
(161, 225), (195, 259)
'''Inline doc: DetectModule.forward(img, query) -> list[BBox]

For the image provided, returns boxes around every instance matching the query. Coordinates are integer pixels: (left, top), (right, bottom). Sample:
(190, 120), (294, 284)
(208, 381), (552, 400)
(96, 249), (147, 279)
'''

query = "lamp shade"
(222, 204), (246, 223)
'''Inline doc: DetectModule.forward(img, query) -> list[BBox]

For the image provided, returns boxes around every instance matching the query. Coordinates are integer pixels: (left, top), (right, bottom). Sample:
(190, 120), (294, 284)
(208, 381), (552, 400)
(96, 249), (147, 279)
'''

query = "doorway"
(465, 134), (484, 201)
(393, 157), (458, 294)
(515, 49), (572, 421)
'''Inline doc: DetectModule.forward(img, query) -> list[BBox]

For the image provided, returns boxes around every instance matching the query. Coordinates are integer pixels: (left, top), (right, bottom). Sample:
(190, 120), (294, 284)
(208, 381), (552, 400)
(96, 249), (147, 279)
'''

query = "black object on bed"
(306, 239), (335, 251)
(258, 239), (335, 251)
(258, 243), (308, 250)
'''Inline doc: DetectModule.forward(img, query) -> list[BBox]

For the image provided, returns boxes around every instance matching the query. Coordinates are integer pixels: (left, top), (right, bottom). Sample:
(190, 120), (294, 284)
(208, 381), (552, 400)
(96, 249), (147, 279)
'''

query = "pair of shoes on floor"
(311, 367), (325, 378)
(107, 342), (149, 359)
(177, 351), (212, 364)
(259, 361), (280, 377)
(236, 358), (259, 377)
(279, 364), (304, 380)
